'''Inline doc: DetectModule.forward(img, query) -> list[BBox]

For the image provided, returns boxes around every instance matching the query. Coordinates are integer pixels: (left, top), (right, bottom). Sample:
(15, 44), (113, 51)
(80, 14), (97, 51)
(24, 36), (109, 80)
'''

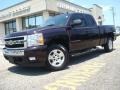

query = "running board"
(71, 46), (102, 57)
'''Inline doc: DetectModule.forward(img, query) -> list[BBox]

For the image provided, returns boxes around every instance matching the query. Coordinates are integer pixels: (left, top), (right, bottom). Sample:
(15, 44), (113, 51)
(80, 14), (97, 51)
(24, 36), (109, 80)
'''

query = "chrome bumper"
(3, 48), (24, 56)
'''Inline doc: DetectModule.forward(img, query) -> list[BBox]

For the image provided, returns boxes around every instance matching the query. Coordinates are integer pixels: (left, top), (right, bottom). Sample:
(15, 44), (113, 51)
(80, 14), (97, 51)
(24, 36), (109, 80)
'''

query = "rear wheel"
(46, 44), (69, 71)
(104, 38), (113, 52)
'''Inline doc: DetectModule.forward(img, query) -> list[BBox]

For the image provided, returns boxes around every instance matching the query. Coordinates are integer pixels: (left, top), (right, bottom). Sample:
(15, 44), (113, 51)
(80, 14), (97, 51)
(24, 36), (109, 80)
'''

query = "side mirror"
(71, 19), (82, 26)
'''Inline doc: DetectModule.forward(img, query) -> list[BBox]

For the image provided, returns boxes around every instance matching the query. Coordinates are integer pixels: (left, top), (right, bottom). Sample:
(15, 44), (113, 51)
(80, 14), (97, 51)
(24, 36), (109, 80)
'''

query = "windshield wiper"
(46, 24), (55, 26)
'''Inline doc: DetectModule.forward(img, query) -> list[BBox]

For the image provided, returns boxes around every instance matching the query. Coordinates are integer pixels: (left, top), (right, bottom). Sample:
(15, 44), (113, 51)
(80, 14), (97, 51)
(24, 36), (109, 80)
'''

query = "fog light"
(29, 57), (36, 61)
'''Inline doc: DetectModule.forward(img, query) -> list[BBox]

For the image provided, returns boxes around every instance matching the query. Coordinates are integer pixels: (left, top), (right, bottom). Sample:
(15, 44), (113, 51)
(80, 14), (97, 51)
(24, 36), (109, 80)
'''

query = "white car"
(115, 28), (120, 36)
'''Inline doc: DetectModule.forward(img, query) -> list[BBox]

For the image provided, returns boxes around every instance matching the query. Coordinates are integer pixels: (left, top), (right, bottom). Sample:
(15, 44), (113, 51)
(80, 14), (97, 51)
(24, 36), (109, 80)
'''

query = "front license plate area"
(3, 49), (24, 56)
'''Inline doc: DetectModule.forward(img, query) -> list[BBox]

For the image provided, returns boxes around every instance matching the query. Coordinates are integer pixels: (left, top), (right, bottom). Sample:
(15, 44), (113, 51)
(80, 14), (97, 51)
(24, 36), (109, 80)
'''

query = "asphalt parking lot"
(0, 36), (120, 90)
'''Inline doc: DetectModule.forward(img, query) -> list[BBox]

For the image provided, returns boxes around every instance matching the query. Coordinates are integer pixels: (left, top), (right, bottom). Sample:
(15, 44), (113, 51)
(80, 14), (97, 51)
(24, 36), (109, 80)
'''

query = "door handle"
(86, 31), (92, 34)
(85, 31), (94, 36)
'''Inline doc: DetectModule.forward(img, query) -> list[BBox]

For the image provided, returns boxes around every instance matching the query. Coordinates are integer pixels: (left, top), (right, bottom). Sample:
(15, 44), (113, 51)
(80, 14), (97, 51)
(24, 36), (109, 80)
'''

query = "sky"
(0, 0), (119, 26)
(68, 0), (120, 26)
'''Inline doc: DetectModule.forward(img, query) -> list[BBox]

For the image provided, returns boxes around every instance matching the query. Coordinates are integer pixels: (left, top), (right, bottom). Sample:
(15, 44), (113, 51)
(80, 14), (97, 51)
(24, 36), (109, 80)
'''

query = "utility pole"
(111, 7), (115, 27)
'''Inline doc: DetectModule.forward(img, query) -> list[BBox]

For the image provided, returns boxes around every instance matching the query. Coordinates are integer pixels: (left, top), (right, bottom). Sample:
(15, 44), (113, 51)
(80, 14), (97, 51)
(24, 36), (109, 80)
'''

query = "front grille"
(5, 36), (26, 48)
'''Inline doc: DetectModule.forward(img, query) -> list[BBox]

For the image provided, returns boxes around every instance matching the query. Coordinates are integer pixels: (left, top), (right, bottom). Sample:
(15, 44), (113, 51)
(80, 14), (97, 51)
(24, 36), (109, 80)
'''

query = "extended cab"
(3, 13), (115, 70)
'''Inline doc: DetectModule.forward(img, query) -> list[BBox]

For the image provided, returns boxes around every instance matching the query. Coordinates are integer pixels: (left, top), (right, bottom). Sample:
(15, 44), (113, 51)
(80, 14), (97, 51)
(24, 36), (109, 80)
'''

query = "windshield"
(42, 14), (69, 27)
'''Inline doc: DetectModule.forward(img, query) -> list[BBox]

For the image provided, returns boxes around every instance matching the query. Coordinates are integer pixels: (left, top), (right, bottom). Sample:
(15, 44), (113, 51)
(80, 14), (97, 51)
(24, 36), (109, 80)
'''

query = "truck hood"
(5, 26), (66, 38)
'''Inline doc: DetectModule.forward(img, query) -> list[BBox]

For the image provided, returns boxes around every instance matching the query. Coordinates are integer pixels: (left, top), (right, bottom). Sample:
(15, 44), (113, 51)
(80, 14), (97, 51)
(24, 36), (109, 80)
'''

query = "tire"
(46, 44), (69, 71)
(104, 38), (113, 52)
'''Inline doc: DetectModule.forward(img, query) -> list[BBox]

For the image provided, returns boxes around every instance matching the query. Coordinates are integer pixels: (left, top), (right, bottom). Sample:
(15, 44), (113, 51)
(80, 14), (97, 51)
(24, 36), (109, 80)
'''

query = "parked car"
(3, 13), (116, 70)
(115, 27), (120, 36)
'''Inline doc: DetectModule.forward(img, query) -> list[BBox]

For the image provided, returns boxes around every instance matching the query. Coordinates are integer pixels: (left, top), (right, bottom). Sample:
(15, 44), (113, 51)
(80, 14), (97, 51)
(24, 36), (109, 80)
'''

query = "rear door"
(84, 14), (100, 47)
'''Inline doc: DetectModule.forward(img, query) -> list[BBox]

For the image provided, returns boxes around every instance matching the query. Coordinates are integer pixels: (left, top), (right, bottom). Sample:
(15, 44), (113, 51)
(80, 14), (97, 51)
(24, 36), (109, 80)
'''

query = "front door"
(69, 14), (97, 52)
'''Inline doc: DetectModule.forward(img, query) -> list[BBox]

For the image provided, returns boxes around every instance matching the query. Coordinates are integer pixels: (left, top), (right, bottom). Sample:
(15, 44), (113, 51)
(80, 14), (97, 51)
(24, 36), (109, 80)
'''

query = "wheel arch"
(107, 32), (115, 40)
(47, 37), (70, 52)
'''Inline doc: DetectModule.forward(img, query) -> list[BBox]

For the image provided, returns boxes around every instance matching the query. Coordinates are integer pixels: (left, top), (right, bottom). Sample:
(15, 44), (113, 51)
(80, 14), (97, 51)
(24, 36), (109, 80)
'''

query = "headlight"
(27, 33), (44, 47)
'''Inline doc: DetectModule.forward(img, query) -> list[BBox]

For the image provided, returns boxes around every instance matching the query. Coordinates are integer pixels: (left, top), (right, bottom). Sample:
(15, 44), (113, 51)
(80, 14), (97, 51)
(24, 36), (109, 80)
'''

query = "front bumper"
(3, 45), (47, 67)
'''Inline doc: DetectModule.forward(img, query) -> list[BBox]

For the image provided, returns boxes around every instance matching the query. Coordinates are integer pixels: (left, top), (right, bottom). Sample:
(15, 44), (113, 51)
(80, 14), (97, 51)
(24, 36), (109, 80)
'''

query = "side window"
(85, 15), (96, 26)
(71, 14), (86, 28)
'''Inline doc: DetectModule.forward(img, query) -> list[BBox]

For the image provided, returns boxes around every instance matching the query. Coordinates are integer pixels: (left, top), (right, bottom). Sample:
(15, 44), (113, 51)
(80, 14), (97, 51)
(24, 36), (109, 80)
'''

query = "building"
(0, 0), (103, 38)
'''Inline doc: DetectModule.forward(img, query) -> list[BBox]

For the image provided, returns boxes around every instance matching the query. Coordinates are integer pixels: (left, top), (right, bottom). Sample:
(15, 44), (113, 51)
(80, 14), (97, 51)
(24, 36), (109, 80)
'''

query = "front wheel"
(46, 44), (69, 71)
(104, 38), (113, 52)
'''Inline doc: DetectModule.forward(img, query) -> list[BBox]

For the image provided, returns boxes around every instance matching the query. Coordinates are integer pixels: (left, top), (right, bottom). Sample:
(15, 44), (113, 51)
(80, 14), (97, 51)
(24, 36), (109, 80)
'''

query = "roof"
(0, 0), (91, 12)
(62, 0), (91, 11)
(62, 12), (91, 16)
(0, 0), (31, 12)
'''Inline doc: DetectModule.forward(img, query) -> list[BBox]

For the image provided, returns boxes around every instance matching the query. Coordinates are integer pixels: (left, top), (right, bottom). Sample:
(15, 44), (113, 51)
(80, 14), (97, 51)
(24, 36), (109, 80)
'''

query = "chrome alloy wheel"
(108, 39), (113, 50)
(48, 49), (65, 67)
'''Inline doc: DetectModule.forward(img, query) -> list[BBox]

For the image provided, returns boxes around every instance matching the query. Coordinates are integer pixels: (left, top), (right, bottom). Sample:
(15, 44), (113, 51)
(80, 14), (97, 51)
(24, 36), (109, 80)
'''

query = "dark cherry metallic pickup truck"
(3, 13), (116, 70)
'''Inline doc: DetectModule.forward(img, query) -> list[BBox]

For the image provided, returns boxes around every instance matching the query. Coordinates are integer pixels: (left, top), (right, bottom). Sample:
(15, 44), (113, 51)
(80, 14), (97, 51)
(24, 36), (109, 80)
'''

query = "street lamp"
(110, 7), (115, 27)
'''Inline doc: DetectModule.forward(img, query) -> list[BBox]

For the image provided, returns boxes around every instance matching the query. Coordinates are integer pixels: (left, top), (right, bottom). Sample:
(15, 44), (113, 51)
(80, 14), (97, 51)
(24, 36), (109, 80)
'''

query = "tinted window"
(71, 14), (86, 27)
(36, 16), (44, 27)
(43, 14), (69, 27)
(22, 14), (44, 30)
(29, 16), (36, 28)
(85, 15), (96, 26)
(5, 20), (16, 35)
